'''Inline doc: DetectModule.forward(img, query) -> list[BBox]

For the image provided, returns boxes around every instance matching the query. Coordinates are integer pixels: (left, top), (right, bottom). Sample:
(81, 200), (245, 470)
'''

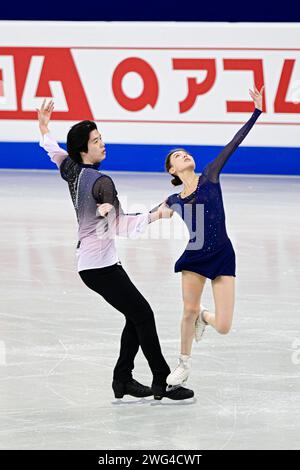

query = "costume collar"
(79, 162), (101, 170)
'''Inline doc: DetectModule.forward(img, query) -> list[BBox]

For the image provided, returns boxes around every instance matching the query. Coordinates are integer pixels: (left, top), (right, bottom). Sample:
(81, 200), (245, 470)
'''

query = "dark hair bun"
(171, 175), (182, 186)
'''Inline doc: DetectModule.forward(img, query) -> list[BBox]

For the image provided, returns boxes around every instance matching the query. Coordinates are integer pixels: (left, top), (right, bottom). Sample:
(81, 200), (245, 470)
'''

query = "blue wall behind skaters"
(0, 142), (299, 175)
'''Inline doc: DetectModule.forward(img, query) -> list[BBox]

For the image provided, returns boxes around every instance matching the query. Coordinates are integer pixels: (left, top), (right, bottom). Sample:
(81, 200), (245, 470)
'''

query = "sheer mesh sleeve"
(92, 175), (123, 215)
(92, 175), (150, 237)
(60, 156), (80, 182)
(165, 195), (177, 208)
(149, 201), (166, 213)
(203, 108), (262, 183)
(149, 193), (179, 212)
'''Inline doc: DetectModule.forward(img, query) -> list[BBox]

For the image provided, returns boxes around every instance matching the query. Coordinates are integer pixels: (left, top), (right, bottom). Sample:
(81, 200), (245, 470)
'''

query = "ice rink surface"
(0, 169), (299, 450)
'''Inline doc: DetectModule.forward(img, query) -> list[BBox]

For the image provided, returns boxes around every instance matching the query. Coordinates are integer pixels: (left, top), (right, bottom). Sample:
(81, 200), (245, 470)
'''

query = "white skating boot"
(195, 304), (209, 342)
(166, 354), (191, 386)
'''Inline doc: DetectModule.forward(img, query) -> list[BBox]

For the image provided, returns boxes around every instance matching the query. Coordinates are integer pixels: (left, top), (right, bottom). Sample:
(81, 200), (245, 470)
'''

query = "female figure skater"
(164, 85), (264, 385)
(36, 99), (194, 401)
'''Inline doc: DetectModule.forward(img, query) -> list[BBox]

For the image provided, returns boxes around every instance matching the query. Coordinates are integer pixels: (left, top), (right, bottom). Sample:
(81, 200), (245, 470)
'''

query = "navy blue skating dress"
(165, 108), (262, 280)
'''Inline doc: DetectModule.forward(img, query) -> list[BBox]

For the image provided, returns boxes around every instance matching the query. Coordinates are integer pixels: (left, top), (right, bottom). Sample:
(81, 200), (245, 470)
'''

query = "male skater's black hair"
(67, 120), (97, 163)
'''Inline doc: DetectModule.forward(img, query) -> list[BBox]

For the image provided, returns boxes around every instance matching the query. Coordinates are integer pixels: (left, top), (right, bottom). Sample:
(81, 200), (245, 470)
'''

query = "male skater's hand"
(97, 203), (114, 217)
(36, 99), (54, 135)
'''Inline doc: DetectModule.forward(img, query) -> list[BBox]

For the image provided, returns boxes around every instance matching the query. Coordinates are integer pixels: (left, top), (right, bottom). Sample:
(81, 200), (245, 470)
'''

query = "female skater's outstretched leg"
(167, 273), (235, 386)
(202, 275), (235, 334)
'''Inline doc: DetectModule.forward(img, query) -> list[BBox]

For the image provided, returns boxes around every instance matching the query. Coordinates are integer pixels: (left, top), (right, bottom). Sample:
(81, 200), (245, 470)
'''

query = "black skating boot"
(112, 378), (153, 399)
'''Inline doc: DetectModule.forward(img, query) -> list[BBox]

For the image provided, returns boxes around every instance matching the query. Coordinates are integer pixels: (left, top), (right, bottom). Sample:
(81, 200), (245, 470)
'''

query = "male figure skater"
(37, 99), (194, 401)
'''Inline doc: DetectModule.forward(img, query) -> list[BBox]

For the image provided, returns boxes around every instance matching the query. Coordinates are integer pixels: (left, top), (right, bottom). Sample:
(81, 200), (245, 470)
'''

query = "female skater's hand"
(148, 203), (173, 223)
(97, 203), (114, 217)
(157, 202), (174, 219)
(249, 85), (264, 111)
(37, 99), (54, 134)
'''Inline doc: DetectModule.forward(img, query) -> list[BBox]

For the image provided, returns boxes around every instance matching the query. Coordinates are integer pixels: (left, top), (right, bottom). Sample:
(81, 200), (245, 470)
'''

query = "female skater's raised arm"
(204, 85), (264, 183)
(37, 99), (68, 168)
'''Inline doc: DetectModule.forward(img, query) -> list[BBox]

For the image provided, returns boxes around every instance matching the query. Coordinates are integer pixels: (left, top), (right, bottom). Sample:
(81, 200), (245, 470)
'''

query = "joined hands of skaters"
(97, 201), (173, 220)
(157, 202), (174, 219)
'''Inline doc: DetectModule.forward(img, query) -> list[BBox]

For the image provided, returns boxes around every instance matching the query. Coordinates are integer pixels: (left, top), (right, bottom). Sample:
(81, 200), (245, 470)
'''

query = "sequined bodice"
(167, 176), (228, 252)
(165, 108), (262, 253)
